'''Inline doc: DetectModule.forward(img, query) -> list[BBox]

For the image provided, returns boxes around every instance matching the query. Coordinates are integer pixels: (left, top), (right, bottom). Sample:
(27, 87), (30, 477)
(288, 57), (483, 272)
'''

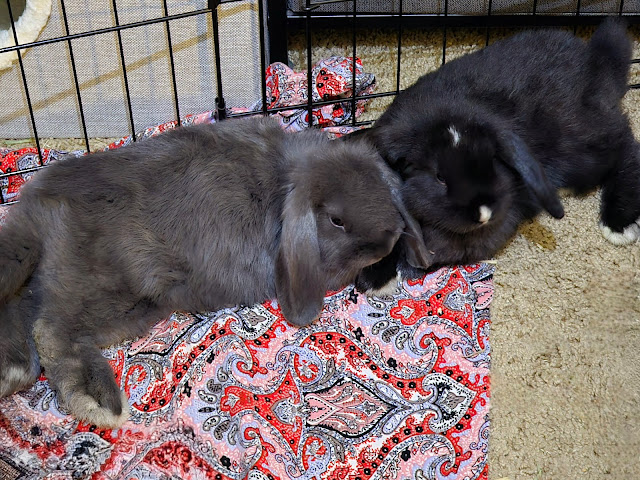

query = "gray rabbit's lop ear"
(275, 188), (327, 327)
(500, 130), (565, 219)
(376, 162), (433, 270)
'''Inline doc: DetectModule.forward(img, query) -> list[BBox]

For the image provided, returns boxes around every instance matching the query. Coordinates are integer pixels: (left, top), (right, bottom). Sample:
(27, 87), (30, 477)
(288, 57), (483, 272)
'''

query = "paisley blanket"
(0, 57), (491, 480)
(0, 268), (492, 480)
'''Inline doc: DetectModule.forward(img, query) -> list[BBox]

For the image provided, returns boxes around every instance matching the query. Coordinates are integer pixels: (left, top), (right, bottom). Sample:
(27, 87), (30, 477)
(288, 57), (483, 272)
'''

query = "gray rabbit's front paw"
(50, 355), (130, 428)
(61, 389), (130, 429)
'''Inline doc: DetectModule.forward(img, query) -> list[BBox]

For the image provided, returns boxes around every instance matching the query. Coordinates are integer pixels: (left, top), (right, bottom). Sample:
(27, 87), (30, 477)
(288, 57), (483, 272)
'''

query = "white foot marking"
(600, 221), (640, 245)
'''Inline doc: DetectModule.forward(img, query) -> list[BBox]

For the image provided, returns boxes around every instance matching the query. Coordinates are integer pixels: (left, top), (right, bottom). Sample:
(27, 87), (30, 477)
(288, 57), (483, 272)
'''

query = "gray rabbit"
(0, 116), (429, 427)
(353, 18), (640, 292)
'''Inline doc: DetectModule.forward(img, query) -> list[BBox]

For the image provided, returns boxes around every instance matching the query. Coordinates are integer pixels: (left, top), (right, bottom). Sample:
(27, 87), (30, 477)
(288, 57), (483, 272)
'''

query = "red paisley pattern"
(0, 267), (492, 480)
(258, 56), (376, 132)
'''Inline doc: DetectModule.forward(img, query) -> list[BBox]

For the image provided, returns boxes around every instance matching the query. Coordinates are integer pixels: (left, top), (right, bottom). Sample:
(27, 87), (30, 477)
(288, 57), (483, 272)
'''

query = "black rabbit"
(353, 18), (640, 292)
(0, 116), (429, 427)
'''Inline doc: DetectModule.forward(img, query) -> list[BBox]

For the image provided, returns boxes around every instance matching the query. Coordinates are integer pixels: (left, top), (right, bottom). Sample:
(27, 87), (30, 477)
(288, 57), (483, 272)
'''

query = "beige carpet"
(290, 26), (640, 480)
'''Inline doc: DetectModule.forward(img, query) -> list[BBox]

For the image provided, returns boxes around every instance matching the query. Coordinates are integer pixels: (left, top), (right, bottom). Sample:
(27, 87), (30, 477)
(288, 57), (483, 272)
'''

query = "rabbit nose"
(478, 205), (492, 224)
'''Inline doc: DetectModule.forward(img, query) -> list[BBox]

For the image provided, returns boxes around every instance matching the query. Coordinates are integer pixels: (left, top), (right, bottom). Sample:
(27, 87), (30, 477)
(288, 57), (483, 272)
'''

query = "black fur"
(354, 18), (640, 291)
(0, 116), (427, 427)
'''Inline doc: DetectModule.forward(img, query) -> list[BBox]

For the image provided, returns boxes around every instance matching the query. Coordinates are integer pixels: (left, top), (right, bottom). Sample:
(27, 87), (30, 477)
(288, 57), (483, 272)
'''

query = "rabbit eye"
(330, 216), (345, 230)
(436, 173), (446, 185)
(401, 164), (414, 176)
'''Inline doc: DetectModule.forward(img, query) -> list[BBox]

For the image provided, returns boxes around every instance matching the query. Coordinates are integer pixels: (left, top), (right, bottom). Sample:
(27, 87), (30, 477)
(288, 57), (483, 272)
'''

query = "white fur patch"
(368, 271), (403, 298)
(478, 205), (492, 224)
(448, 126), (461, 147)
(599, 220), (640, 246)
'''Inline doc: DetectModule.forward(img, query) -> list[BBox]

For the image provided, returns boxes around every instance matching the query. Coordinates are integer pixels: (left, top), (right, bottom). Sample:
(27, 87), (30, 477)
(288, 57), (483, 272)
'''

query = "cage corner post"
(209, 0), (227, 121)
(266, 0), (289, 65)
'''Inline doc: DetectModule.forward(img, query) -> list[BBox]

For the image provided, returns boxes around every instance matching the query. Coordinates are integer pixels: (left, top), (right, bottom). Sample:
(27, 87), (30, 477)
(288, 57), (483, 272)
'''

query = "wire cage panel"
(288, 0), (637, 15)
(0, 0), (266, 139)
(1, 0), (639, 206)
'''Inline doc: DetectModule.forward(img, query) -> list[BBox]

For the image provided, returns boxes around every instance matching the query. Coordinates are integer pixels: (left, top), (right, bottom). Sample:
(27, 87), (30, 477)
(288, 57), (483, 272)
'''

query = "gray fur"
(0, 116), (425, 427)
(0, 278), (41, 397)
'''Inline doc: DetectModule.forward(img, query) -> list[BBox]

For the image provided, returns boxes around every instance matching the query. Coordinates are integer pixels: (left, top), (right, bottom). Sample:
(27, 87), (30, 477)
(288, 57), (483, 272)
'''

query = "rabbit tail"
(586, 17), (632, 102)
(0, 213), (41, 304)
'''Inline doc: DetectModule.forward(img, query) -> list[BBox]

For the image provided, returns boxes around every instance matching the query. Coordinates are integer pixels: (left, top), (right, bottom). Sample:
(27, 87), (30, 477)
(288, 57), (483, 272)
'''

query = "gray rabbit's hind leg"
(0, 335), (40, 398)
(0, 342), (40, 398)
(56, 350), (129, 428)
(599, 138), (640, 245)
(0, 280), (42, 397)
(33, 318), (129, 428)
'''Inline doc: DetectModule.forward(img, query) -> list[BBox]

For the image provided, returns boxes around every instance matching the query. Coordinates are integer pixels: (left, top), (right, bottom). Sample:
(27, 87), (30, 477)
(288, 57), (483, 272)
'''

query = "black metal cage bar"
(162, 0), (182, 127)
(59, 0), (90, 152)
(111, 0), (137, 141)
(6, 0), (42, 167)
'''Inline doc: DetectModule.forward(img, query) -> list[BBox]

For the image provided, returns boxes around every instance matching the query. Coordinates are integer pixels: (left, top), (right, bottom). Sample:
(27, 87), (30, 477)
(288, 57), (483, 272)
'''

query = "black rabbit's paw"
(367, 271), (403, 298)
(599, 219), (640, 245)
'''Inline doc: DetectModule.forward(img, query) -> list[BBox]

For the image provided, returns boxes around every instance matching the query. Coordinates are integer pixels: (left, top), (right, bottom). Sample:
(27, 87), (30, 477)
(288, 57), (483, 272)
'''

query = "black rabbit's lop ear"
(500, 130), (565, 219)
(275, 188), (327, 327)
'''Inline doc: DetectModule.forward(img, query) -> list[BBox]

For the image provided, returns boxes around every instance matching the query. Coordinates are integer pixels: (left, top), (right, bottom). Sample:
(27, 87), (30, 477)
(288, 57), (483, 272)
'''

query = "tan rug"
(290, 25), (640, 480)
